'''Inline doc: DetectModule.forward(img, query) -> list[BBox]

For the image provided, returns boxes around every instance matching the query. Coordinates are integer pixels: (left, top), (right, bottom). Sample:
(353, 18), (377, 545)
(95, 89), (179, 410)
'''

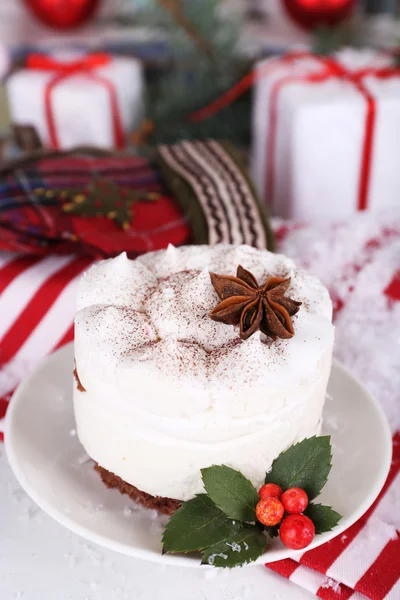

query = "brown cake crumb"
(94, 464), (182, 516)
(73, 365), (86, 392)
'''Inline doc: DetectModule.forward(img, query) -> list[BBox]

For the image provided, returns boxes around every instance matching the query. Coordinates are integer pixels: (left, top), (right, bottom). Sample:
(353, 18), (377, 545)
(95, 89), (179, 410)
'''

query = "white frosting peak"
(77, 251), (156, 311)
(76, 245), (333, 398)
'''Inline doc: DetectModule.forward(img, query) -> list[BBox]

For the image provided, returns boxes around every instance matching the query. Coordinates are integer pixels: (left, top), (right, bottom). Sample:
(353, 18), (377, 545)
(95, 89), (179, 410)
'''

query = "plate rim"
(4, 343), (393, 568)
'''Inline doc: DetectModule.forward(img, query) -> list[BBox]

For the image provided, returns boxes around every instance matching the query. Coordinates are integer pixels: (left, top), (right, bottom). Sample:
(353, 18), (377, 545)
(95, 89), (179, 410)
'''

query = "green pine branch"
(111, 0), (252, 146)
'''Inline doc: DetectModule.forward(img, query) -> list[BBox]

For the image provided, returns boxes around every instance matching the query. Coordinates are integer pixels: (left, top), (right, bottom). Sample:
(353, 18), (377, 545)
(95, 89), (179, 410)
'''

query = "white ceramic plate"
(5, 343), (392, 568)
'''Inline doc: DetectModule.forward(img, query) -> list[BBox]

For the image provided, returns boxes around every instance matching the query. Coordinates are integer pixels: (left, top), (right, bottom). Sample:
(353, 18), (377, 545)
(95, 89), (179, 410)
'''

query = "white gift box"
(251, 49), (400, 220)
(6, 53), (144, 150)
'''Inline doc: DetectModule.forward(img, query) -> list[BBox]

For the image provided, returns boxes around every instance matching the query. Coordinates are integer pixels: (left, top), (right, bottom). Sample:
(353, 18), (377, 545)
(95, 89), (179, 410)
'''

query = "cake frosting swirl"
(74, 244), (334, 501)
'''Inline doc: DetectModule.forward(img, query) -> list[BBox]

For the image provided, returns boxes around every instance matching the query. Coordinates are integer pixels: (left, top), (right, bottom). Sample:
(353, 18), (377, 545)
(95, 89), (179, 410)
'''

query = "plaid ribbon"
(0, 154), (190, 258)
(0, 143), (273, 258)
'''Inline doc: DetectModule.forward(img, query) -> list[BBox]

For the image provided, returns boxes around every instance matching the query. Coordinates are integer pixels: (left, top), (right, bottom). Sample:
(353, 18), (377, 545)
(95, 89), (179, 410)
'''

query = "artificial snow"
(226, 542), (241, 552)
(277, 208), (400, 433)
(321, 577), (341, 593)
(207, 552), (228, 565)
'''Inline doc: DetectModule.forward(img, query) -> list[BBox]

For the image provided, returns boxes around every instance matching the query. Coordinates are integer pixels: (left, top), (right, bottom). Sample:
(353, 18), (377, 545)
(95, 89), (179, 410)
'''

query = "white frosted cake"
(73, 244), (334, 511)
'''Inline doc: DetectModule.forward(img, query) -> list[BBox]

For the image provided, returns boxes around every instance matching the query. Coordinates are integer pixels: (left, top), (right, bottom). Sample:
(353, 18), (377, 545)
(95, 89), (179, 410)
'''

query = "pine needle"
(155, 0), (215, 61)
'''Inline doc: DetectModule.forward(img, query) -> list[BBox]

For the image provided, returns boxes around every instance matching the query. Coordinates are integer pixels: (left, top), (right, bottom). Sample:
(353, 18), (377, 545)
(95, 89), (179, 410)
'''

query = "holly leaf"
(162, 494), (240, 553)
(264, 436), (332, 500)
(201, 524), (267, 568)
(304, 503), (342, 534)
(201, 465), (259, 522)
(264, 525), (280, 538)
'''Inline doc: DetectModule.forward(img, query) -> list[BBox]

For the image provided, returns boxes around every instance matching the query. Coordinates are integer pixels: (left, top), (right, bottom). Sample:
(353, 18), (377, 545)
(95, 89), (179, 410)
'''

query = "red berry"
(281, 487), (308, 514)
(279, 514), (315, 550)
(256, 498), (284, 526)
(259, 483), (283, 500)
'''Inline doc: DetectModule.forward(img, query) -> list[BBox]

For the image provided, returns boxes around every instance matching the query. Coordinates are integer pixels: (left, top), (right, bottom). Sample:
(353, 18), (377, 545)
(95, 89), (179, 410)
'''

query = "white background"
(0, 443), (314, 600)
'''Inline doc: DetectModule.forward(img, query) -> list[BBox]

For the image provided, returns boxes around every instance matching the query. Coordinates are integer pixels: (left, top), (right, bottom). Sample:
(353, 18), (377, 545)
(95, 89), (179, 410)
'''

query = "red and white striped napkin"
(0, 209), (399, 599)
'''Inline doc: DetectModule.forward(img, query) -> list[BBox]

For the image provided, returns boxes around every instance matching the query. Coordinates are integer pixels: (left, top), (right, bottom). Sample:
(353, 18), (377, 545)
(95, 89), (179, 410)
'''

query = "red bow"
(26, 53), (125, 149)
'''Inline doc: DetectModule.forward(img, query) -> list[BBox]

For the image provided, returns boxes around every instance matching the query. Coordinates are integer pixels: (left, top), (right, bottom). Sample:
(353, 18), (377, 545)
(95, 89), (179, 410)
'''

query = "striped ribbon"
(158, 140), (268, 249)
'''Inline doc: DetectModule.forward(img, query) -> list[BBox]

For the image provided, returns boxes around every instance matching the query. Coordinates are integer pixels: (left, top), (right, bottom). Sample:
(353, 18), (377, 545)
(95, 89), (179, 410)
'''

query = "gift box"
(6, 53), (144, 150)
(251, 49), (400, 220)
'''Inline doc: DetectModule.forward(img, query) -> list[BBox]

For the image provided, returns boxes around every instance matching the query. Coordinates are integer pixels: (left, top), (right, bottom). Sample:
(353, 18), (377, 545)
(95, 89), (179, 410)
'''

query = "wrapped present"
(251, 49), (400, 220)
(6, 53), (144, 150)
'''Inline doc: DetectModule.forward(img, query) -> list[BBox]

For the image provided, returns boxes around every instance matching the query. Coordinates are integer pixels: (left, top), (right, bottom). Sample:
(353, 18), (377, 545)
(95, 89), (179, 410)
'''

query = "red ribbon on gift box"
(26, 53), (125, 150)
(190, 51), (400, 212)
(266, 54), (400, 212)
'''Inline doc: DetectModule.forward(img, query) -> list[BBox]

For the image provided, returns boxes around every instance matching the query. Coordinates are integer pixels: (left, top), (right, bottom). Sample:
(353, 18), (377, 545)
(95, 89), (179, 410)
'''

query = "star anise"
(209, 265), (302, 341)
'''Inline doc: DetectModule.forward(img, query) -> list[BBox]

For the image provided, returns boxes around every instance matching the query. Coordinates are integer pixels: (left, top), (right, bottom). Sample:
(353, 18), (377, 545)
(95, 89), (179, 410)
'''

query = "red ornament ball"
(23, 0), (101, 30)
(256, 498), (285, 527)
(280, 514), (315, 550)
(281, 487), (309, 514)
(282, 0), (356, 30)
(259, 483), (283, 500)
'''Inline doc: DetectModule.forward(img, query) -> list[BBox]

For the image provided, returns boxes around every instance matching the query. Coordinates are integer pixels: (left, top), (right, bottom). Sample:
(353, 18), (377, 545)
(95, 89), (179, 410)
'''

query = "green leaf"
(304, 503), (342, 534)
(201, 465), (259, 522)
(264, 436), (332, 501)
(264, 525), (280, 539)
(162, 494), (240, 553)
(201, 524), (267, 568)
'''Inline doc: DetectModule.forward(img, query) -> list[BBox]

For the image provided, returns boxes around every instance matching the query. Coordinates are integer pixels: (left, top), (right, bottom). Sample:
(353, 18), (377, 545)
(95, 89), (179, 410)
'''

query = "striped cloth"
(267, 212), (400, 600)
(0, 212), (399, 599)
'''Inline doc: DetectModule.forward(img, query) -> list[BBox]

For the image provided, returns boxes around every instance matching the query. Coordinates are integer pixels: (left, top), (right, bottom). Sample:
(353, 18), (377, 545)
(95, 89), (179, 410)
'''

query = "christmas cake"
(73, 245), (334, 513)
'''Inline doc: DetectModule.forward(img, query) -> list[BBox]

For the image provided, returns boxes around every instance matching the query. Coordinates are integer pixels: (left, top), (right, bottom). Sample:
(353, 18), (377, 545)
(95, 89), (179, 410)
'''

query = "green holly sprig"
(62, 178), (159, 230)
(162, 436), (342, 568)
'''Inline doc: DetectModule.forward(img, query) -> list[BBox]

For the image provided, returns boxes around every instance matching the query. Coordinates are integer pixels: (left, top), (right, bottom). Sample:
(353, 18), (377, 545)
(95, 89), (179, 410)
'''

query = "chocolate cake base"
(95, 464), (182, 516)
